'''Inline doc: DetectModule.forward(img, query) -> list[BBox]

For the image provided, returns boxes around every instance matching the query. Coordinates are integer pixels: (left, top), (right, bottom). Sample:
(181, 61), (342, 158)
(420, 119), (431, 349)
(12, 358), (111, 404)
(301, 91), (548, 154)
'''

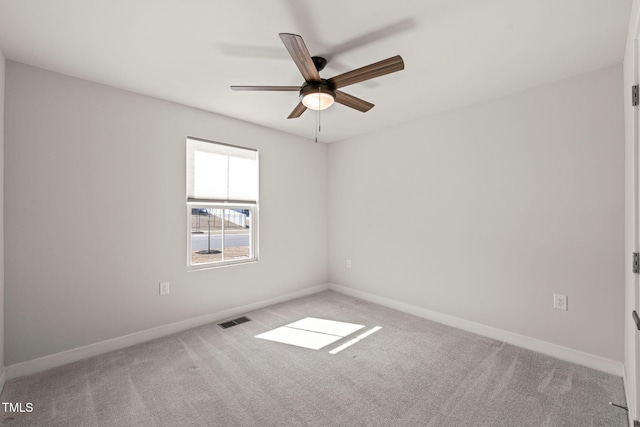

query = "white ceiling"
(0, 0), (632, 143)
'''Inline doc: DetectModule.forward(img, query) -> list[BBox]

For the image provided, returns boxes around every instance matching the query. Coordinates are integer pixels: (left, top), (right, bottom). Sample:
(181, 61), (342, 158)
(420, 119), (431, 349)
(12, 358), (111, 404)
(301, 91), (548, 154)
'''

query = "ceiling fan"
(231, 33), (405, 119)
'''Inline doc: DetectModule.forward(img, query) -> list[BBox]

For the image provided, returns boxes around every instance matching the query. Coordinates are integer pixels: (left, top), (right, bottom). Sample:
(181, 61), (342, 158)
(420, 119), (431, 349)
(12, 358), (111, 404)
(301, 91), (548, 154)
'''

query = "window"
(186, 137), (258, 269)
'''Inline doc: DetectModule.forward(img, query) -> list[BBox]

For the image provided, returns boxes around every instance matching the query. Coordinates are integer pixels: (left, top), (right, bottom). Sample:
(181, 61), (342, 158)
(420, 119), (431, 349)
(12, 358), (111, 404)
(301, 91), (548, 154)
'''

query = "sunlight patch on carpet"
(255, 317), (365, 350)
(329, 326), (382, 354)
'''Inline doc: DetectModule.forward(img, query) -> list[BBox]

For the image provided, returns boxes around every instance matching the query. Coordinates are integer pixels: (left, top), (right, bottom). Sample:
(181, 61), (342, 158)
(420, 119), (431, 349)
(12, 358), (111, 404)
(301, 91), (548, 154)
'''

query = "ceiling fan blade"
(279, 33), (321, 82)
(328, 55), (404, 89)
(287, 102), (307, 119)
(231, 85), (300, 91)
(334, 90), (374, 112)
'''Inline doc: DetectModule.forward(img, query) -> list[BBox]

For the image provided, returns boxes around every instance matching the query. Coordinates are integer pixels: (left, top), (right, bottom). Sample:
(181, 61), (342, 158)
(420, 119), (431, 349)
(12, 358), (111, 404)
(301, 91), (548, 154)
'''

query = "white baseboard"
(6, 283), (330, 380)
(329, 283), (624, 377)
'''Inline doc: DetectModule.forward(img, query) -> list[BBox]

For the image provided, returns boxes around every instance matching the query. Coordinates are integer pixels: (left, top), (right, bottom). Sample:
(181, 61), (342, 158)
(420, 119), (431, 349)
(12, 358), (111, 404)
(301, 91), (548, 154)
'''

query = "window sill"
(187, 258), (258, 272)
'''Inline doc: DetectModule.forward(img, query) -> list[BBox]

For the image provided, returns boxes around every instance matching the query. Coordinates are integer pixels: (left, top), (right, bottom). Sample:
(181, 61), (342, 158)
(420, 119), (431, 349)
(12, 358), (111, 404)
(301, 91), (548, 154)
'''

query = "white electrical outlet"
(553, 294), (567, 311)
(160, 282), (170, 296)
(346, 259), (352, 268)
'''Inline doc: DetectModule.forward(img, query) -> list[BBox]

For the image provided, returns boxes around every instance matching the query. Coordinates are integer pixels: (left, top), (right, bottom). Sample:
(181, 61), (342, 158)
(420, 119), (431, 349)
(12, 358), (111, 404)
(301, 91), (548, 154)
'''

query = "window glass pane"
(223, 209), (251, 260)
(191, 208), (222, 264)
(190, 207), (252, 266)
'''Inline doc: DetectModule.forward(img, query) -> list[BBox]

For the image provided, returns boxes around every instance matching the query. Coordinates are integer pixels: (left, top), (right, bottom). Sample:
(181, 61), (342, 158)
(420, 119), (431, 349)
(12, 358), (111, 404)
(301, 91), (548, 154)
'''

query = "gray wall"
(4, 62), (328, 365)
(3, 60), (626, 368)
(328, 65), (625, 362)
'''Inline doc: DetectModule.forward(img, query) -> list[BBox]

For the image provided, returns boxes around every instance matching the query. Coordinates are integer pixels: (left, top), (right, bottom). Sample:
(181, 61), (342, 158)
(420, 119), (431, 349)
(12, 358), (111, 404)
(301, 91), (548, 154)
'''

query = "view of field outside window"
(191, 208), (252, 264)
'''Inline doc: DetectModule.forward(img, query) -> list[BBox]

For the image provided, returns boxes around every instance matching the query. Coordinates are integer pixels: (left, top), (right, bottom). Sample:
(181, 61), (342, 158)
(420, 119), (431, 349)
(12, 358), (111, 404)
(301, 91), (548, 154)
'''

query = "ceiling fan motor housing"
(299, 80), (336, 101)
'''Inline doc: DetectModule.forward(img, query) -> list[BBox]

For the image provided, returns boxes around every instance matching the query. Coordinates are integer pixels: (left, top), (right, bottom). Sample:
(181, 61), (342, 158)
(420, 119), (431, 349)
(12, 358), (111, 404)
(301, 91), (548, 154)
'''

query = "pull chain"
(312, 88), (325, 143)
(314, 88), (322, 143)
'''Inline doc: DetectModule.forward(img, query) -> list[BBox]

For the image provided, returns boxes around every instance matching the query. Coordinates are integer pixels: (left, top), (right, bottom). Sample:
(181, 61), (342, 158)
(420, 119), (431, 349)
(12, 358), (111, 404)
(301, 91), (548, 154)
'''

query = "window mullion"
(221, 208), (225, 262)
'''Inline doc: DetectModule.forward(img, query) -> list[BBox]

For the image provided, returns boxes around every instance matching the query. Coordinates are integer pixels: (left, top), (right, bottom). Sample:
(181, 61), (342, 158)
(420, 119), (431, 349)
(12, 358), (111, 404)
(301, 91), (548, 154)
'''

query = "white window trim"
(186, 136), (259, 270)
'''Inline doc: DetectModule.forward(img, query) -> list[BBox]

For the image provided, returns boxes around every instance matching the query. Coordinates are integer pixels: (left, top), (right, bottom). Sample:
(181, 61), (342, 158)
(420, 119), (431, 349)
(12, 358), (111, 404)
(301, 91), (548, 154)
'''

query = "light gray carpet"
(0, 290), (628, 426)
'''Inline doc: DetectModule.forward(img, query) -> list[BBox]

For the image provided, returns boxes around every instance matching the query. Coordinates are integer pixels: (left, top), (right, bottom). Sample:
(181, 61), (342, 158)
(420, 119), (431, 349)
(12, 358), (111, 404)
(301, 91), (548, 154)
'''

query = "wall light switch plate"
(553, 294), (567, 311)
(160, 282), (170, 296)
(346, 259), (352, 268)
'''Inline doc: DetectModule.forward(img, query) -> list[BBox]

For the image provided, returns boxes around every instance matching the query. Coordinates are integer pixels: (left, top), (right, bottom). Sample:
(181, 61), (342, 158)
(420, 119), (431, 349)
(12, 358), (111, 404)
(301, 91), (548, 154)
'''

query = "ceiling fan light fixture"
(300, 81), (336, 111)
(302, 92), (335, 110)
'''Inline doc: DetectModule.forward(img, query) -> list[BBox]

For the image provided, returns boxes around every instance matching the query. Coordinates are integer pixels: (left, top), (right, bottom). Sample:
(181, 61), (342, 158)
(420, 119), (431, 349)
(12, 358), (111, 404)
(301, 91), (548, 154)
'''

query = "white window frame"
(186, 137), (259, 270)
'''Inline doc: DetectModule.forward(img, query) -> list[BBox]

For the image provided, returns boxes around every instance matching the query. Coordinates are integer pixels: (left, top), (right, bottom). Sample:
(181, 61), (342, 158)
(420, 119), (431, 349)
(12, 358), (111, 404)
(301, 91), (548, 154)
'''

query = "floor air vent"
(218, 316), (251, 329)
